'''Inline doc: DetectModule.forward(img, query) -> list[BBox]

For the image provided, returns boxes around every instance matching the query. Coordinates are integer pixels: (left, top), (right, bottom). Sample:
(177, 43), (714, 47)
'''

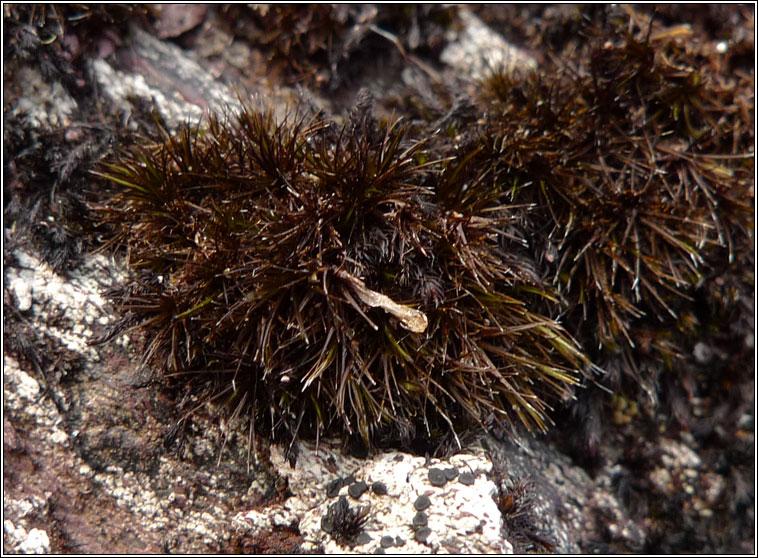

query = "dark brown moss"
(92, 7), (752, 472)
(321, 495), (369, 546)
(475, 10), (753, 365)
(94, 94), (592, 451)
(469, 7), (753, 491)
(215, 4), (456, 92)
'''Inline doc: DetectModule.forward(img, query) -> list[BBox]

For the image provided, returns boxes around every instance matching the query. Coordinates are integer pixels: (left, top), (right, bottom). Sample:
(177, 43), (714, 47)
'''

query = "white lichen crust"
(234, 441), (513, 554)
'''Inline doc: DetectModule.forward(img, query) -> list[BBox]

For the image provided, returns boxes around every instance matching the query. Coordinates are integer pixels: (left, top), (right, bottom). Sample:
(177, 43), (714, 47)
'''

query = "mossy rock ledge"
(4, 5), (753, 553)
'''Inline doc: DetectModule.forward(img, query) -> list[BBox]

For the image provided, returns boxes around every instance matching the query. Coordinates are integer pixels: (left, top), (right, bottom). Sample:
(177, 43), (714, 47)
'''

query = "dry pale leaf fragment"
(336, 269), (428, 333)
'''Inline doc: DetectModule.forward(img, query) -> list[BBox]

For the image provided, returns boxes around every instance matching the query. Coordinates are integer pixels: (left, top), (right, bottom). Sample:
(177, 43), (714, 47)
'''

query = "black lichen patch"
(3, 112), (115, 275)
(413, 495), (431, 511)
(428, 467), (447, 487)
(94, 94), (591, 450)
(3, 4), (158, 277)
(4, 4), (149, 93)
(348, 480), (369, 499)
(458, 472), (475, 486)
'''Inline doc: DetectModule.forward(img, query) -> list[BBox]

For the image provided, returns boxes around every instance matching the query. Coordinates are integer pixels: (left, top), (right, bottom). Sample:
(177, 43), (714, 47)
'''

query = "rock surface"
(235, 442), (511, 554)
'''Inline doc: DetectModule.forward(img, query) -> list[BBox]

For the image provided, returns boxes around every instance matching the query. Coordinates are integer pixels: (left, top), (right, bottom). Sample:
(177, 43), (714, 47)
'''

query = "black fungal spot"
(458, 472), (475, 485)
(380, 535), (395, 548)
(348, 481), (369, 499)
(371, 481), (388, 495)
(355, 532), (372, 546)
(443, 467), (459, 480)
(414, 495), (431, 511)
(428, 468), (447, 486)
(326, 478), (344, 498)
(412, 511), (428, 528)
(414, 526), (432, 544)
(321, 516), (334, 534)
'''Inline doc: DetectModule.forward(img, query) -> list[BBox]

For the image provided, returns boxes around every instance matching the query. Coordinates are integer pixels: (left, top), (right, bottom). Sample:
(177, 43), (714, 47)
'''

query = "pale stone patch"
(440, 8), (537, 82)
(11, 66), (78, 128)
(4, 521), (51, 555)
(234, 441), (512, 554)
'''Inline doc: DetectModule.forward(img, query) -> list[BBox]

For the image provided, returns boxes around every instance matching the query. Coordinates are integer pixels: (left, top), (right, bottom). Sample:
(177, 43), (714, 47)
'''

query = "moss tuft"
(93, 7), (752, 459)
(95, 97), (591, 450)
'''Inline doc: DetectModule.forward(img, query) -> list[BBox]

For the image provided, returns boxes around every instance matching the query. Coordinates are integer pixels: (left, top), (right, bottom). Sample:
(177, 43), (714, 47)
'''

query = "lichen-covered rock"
(235, 442), (512, 554)
(91, 26), (238, 130)
(2, 250), (261, 553)
(4, 522), (51, 555)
